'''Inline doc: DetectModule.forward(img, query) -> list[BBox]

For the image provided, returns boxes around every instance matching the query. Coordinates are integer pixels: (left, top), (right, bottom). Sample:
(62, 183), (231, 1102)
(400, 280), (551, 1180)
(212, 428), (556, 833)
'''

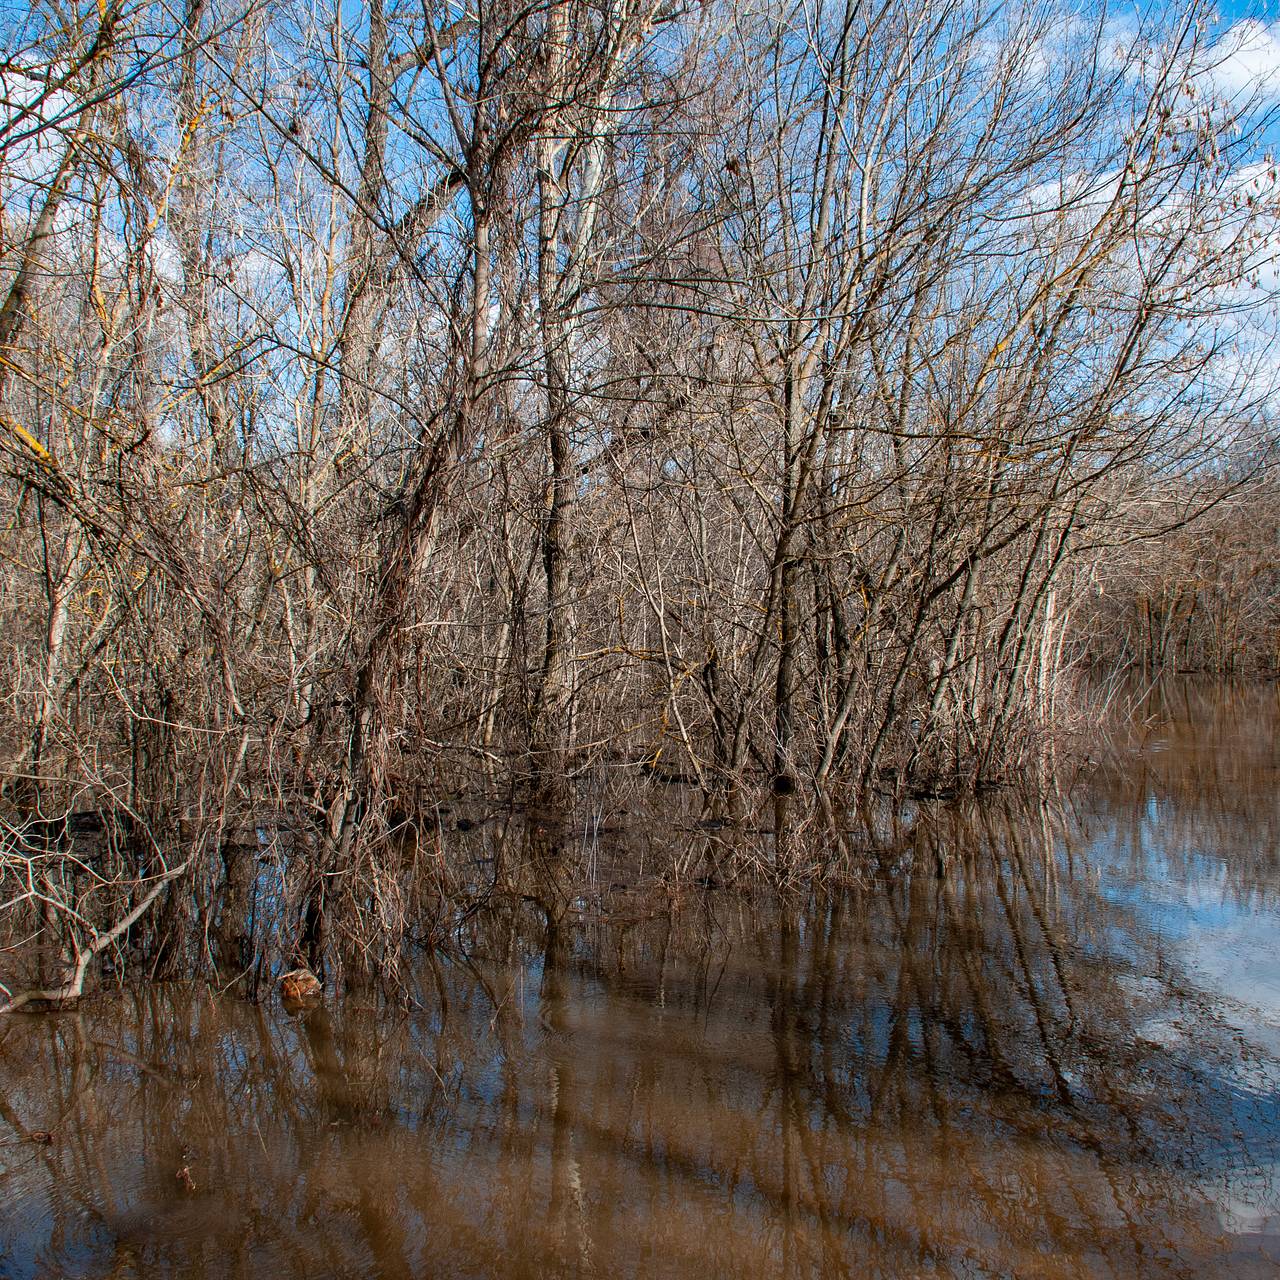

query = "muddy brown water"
(3, 681), (1280, 1279)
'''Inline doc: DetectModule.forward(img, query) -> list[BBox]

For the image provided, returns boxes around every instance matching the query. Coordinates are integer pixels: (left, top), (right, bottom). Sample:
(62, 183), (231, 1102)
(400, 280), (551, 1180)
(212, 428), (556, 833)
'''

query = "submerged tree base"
(0, 747), (1062, 1007)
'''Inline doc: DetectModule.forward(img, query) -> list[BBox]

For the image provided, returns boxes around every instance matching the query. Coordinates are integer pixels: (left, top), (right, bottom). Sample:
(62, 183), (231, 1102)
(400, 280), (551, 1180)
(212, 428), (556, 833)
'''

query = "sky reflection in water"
(1, 680), (1279, 1278)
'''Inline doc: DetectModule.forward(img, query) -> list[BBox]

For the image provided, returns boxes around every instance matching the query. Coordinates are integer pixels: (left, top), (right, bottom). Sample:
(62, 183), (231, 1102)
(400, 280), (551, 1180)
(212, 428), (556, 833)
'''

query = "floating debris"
(279, 968), (322, 1001)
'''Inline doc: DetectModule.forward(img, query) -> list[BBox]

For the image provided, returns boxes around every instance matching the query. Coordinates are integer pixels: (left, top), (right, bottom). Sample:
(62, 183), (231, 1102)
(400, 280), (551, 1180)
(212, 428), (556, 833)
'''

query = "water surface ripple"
(2, 681), (1279, 1278)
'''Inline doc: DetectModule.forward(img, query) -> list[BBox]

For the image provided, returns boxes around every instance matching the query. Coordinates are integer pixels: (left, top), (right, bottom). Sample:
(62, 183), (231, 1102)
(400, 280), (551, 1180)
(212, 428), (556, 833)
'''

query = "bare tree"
(0, 0), (1277, 997)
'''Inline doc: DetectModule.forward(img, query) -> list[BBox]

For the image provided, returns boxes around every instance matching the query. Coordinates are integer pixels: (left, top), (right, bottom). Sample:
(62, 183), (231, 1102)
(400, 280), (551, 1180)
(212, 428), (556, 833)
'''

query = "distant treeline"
(1080, 481), (1280, 676)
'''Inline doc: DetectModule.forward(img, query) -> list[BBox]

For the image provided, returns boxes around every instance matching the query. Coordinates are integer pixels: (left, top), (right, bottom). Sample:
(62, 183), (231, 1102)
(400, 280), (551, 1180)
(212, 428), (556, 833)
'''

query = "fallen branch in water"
(0, 857), (191, 1014)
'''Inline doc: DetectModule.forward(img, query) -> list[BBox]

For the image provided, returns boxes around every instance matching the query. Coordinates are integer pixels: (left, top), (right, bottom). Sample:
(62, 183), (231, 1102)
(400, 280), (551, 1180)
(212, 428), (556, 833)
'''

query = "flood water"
(3, 681), (1280, 1278)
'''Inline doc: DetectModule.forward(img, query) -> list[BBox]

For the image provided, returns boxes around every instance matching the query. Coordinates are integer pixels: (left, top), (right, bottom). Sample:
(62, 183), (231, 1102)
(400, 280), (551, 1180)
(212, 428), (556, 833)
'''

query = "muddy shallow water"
(3, 681), (1280, 1279)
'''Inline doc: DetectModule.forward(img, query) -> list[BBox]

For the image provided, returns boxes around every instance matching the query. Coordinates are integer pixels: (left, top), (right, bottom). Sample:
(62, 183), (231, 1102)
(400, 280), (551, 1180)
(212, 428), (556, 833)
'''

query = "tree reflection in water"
(2, 684), (1280, 1279)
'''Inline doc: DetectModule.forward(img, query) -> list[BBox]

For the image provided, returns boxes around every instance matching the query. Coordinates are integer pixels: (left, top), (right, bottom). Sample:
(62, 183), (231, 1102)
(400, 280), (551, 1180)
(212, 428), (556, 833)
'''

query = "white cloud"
(0, 64), (76, 216)
(1203, 18), (1280, 102)
(1021, 169), (1124, 216)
